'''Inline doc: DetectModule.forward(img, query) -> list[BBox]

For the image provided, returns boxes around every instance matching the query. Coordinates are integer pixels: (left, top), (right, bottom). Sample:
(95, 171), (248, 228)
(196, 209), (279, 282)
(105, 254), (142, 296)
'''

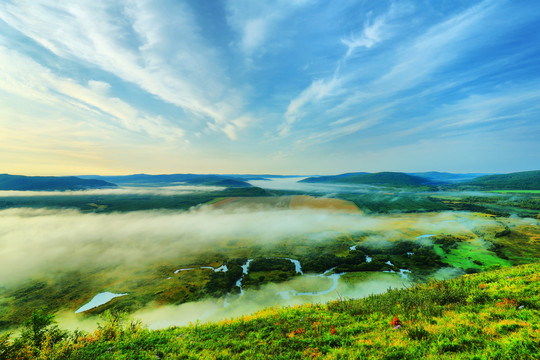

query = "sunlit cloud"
(0, 0), (249, 140)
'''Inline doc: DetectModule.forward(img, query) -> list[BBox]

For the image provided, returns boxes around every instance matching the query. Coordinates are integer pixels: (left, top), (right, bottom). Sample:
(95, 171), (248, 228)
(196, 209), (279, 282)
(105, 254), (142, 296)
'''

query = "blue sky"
(0, 0), (539, 175)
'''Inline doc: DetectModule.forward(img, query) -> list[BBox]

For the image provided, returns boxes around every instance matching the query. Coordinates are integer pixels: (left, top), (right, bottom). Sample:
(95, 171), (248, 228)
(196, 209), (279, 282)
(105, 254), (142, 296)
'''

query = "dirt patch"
(290, 195), (362, 214)
(210, 197), (291, 210)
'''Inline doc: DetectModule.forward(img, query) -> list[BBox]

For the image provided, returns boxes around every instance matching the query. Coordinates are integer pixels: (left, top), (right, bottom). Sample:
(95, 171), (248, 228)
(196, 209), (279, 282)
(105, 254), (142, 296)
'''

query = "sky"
(0, 0), (539, 176)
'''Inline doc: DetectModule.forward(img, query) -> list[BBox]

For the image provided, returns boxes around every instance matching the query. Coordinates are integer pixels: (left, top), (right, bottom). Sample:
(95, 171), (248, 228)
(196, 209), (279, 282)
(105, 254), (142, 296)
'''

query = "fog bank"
(0, 207), (498, 285)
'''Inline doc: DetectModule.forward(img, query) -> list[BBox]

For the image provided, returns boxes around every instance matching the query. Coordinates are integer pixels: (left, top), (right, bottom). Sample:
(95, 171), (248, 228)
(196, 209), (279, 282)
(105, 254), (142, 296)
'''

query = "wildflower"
(393, 325), (401, 330)
(330, 326), (337, 335)
(479, 284), (486, 289)
(391, 316), (402, 327)
(496, 298), (518, 307)
(518, 305), (524, 309)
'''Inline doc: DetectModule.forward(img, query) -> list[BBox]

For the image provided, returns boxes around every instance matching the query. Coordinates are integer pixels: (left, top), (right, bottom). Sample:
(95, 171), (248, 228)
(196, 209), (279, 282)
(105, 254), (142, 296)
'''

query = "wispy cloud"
(0, 0), (538, 174)
(225, 0), (315, 56)
(276, 0), (538, 156)
(295, 117), (379, 150)
(279, 77), (341, 136)
(276, 2), (413, 139)
(438, 88), (540, 129)
(0, 45), (182, 141)
(374, 0), (498, 93)
(0, 0), (249, 140)
(341, 2), (414, 57)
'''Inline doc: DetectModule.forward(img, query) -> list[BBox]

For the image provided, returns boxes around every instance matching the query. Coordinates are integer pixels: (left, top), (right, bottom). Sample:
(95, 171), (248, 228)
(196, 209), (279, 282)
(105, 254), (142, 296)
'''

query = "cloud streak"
(0, 0), (248, 140)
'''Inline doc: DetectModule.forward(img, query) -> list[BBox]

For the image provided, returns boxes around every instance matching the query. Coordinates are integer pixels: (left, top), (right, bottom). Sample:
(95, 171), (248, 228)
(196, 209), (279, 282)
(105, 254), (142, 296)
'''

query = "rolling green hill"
(2, 262), (538, 359)
(300, 172), (432, 188)
(0, 174), (116, 191)
(459, 170), (540, 190)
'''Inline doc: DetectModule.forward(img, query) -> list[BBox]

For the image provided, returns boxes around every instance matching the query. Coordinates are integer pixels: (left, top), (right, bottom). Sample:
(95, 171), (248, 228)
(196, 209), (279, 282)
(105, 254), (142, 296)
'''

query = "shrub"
(21, 309), (57, 347)
(406, 325), (430, 340)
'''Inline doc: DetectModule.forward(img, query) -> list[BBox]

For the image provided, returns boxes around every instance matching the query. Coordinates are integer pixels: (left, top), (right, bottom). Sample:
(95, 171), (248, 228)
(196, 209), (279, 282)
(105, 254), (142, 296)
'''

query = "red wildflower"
(496, 298), (518, 307)
(330, 326), (337, 335)
(391, 316), (402, 327)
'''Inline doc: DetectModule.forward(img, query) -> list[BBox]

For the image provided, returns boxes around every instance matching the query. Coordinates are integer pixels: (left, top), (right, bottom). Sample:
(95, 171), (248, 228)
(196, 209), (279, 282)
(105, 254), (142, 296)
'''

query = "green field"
(433, 241), (512, 271)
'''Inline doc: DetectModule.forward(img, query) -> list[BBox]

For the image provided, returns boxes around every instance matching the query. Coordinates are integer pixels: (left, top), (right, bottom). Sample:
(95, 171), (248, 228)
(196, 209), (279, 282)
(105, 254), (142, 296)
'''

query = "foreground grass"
(2, 263), (539, 360)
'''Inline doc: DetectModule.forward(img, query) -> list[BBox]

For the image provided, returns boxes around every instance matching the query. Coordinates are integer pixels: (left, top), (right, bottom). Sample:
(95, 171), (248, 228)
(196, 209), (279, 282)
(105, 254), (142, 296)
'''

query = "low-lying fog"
(0, 185), (225, 197)
(0, 206), (488, 286)
(56, 272), (409, 332)
(248, 177), (516, 198)
(248, 177), (382, 193)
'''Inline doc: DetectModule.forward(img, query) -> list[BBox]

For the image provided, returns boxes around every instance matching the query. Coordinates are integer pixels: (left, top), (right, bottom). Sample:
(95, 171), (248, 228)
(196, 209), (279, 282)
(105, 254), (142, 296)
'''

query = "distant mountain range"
(457, 170), (540, 190)
(408, 172), (491, 184)
(79, 174), (253, 188)
(0, 174), (116, 191)
(299, 172), (432, 188)
(299, 170), (540, 190)
(3, 170), (538, 191)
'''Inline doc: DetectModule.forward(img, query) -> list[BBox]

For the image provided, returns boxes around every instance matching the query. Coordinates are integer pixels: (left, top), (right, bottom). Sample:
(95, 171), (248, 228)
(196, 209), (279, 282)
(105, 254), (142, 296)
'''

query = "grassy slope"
(6, 263), (539, 359)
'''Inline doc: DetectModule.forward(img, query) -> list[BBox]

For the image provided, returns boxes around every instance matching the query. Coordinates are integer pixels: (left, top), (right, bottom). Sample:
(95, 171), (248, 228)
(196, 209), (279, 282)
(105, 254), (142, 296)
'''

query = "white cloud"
(88, 80), (112, 95)
(278, 1), (503, 144)
(329, 116), (355, 127)
(278, 2), (413, 138)
(432, 86), (540, 131)
(375, 1), (496, 92)
(295, 117), (379, 150)
(0, 45), (182, 141)
(0, 0), (249, 140)
(341, 2), (415, 57)
(225, 0), (315, 56)
(341, 12), (385, 55)
(279, 77), (341, 136)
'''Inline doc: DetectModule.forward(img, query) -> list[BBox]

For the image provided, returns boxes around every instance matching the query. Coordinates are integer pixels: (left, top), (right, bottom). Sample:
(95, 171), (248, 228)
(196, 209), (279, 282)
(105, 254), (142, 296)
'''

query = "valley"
(0, 173), (538, 333)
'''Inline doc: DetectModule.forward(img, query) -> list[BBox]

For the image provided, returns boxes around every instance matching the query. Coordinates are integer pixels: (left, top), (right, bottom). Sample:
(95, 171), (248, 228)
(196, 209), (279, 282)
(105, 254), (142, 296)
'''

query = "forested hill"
(300, 172), (432, 188)
(300, 170), (540, 190)
(0, 174), (117, 191)
(457, 170), (540, 190)
(408, 172), (488, 183)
